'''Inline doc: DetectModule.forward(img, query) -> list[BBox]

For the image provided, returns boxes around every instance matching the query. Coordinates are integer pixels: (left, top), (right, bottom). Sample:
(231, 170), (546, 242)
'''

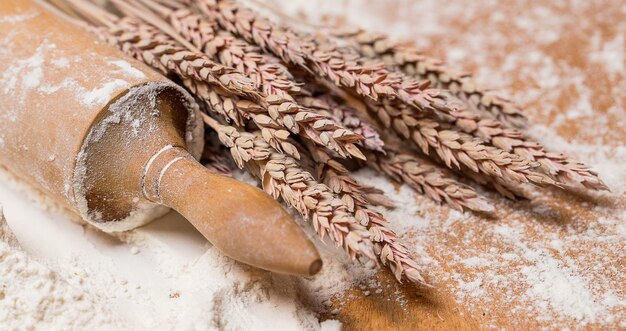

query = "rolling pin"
(0, 0), (322, 276)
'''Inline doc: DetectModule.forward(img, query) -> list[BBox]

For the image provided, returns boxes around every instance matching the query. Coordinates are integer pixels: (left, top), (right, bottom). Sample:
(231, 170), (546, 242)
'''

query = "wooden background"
(267, 0), (626, 329)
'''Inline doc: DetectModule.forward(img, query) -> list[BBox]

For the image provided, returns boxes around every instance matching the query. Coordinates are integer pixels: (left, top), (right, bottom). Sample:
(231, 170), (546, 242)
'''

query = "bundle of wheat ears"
(50, 0), (608, 286)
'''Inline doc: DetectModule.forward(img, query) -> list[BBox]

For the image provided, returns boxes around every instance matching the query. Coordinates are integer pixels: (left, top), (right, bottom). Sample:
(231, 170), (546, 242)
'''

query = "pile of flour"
(0, 169), (354, 330)
(0, 209), (126, 329)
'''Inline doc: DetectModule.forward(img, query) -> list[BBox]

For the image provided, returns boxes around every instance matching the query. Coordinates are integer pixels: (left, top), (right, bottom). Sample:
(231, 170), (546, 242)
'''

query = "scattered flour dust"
(265, 0), (626, 329)
(0, 0), (624, 330)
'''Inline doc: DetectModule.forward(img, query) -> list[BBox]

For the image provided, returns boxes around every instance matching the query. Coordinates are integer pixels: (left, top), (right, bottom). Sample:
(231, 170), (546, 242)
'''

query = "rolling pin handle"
(142, 145), (322, 276)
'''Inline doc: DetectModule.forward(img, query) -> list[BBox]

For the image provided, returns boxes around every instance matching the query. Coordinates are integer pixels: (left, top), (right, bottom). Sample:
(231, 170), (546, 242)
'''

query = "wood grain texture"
(321, 272), (481, 330)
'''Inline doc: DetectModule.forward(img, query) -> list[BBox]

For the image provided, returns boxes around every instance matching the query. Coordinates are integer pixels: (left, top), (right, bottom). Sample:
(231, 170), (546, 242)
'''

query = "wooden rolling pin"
(0, 0), (322, 276)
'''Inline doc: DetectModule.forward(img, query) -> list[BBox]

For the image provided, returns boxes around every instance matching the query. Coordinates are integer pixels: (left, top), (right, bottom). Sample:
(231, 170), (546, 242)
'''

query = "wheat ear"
(297, 94), (386, 153)
(366, 97), (562, 188)
(194, 1), (568, 189)
(202, 115), (377, 261)
(342, 29), (529, 129)
(303, 141), (429, 285)
(81, 7), (259, 98)
(104, 16), (306, 158)
(197, 0), (470, 121)
(452, 115), (609, 190)
(87, 6), (348, 160)
(314, 28), (607, 191)
(297, 87), (492, 212)
(370, 149), (494, 213)
(127, 1), (367, 160)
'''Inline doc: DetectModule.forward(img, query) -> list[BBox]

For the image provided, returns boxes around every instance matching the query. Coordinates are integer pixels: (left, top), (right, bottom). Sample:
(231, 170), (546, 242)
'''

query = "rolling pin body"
(0, 0), (321, 276)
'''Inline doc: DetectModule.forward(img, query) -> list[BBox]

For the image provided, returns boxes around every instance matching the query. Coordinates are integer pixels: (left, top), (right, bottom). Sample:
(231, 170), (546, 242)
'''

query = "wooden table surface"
(271, 0), (626, 329)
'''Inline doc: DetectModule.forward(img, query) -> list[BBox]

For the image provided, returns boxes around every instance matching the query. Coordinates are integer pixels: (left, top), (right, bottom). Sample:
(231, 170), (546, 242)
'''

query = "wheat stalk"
(340, 29), (529, 129)
(202, 115), (377, 261)
(201, 139), (235, 176)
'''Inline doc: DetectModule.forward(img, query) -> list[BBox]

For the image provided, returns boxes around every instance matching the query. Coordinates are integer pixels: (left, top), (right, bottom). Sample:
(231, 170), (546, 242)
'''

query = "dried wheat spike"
(298, 95), (385, 153)
(164, 8), (299, 95)
(299, 87), (501, 209)
(342, 29), (529, 129)
(205, 116), (376, 261)
(138, 4), (367, 159)
(370, 148), (494, 213)
(453, 116), (609, 190)
(97, 15), (304, 158)
(368, 98), (562, 188)
(324, 30), (608, 190)
(107, 10), (359, 160)
(197, 0), (466, 120)
(305, 142), (429, 285)
(108, 17), (260, 98)
(193, 79), (304, 157)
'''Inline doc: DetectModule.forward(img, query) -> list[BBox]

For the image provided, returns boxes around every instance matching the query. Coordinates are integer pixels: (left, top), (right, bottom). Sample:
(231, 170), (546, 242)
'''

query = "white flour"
(0, 168), (350, 330)
(0, 209), (126, 329)
(0, 0), (624, 330)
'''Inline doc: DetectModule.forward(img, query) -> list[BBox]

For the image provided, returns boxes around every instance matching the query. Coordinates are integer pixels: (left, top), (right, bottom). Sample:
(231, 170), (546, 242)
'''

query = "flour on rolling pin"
(0, 1), (203, 230)
(0, 0), (320, 277)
